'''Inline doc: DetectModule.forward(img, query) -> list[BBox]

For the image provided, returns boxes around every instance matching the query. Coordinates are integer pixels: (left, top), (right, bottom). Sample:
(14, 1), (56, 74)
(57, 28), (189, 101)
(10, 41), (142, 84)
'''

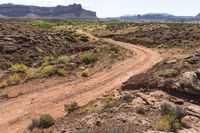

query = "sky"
(0, 0), (199, 17)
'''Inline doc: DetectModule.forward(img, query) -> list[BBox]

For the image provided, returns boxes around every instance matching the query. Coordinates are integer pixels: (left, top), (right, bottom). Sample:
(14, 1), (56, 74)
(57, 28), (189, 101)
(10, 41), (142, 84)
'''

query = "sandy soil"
(0, 31), (161, 133)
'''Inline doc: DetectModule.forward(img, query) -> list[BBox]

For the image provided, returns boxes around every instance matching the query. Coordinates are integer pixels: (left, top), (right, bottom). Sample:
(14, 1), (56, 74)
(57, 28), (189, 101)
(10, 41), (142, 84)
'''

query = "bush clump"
(80, 52), (94, 65)
(122, 94), (133, 103)
(80, 35), (89, 42)
(81, 69), (90, 78)
(0, 80), (8, 88)
(9, 73), (21, 84)
(57, 55), (69, 64)
(10, 64), (28, 73)
(57, 68), (68, 76)
(155, 103), (186, 132)
(64, 102), (79, 113)
(39, 114), (55, 128)
(40, 65), (55, 77)
(158, 69), (179, 77)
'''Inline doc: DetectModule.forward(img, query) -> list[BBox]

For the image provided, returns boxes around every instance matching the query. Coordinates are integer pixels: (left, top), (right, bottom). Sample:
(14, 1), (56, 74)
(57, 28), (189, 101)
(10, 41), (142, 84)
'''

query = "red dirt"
(0, 31), (161, 133)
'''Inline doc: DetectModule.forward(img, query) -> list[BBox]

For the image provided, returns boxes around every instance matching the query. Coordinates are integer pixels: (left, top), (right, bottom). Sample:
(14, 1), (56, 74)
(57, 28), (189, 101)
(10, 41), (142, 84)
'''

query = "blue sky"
(0, 0), (199, 17)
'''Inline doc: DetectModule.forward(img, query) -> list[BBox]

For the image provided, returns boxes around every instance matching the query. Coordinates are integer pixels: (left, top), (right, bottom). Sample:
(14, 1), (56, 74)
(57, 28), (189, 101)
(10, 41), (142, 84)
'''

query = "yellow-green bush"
(40, 65), (55, 77)
(80, 52), (94, 65)
(57, 68), (68, 76)
(155, 114), (171, 132)
(57, 55), (69, 64)
(81, 69), (90, 77)
(10, 64), (28, 73)
(156, 103), (186, 132)
(158, 69), (179, 77)
(9, 73), (21, 84)
(0, 80), (8, 88)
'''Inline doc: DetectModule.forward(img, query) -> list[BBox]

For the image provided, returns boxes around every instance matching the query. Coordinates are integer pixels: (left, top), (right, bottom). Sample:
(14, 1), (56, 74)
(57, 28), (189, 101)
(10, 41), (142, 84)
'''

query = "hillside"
(104, 13), (193, 22)
(0, 3), (98, 20)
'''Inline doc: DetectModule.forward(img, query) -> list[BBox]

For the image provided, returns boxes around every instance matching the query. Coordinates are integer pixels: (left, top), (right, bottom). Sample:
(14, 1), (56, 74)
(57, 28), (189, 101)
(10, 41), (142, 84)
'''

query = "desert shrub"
(136, 107), (145, 115)
(10, 64), (28, 73)
(155, 114), (171, 132)
(80, 52), (94, 65)
(42, 56), (55, 67)
(122, 94), (132, 103)
(27, 119), (40, 131)
(81, 69), (90, 78)
(84, 104), (101, 113)
(0, 80), (8, 88)
(158, 69), (179, 77)
(161, 103), (186, 119)
(57, 68), (68, 76)
(40, 65), (55, 77)
(156, 103), (186, 132)
(65, 102), (79, 113)
(103, 100), (114, 109)
(57, 55), (69, 64)
(9, 73), (21, 84)
(80, 35), (89, 42)
(39, 114), (55, 128)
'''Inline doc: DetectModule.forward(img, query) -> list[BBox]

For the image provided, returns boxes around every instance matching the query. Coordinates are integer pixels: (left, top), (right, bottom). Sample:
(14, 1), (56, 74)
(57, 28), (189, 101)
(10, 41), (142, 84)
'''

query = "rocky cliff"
(0, 3), (98, 20)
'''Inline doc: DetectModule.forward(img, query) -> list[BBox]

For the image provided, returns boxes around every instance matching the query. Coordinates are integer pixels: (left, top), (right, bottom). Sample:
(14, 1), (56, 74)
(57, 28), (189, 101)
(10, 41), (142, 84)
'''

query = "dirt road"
(0, 31), (161, 133)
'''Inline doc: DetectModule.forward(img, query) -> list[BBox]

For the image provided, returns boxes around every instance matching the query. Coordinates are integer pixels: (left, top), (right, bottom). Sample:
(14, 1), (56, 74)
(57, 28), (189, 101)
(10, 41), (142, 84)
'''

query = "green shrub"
(9, 73), (21, 84)
(0, 80), (8, 88)
(40, 65), (55, 77)
(10, 64), (28, 73)
(27, 119), (39, 131)
(156, 103), (186, 132)
(80, 35), (89, 42)
(39, 114), (55, 128)
(57, 55), (69, 64)
(158, 69), (179, 77)
(81, 69), (90, 78)
(80, 52), (94, 65)
(122, 94), (132, 103)
(42, 56), (55, 67)
(136, 107), (145, 115)
(64, 102), (79, 113)
(161, 103), (186, 119)
(57, 68), (68, 76)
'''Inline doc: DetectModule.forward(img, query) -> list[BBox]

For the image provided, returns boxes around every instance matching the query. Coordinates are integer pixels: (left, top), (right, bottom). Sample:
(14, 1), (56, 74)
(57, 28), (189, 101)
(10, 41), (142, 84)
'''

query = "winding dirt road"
(0, 31), (161, 133)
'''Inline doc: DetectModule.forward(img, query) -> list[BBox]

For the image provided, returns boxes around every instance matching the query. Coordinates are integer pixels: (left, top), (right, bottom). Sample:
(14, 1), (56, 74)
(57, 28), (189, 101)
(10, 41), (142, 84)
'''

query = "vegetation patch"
(65, 102), (79, 113)
(10, 64), (28, 73)
(0, 80), (8, 88)
(57, 55), (70, 64)
(31, 21), (65, 28)
(122, 94), (133, 103)
(155, 103), (186, 132)
(9, 73), (21, 84)
(80, 52), (94, 65)
(81, 69), (90, 78)
(40, 65), (55, 77)
(57, 68), (68, 76)
(158, 69), (179, 77)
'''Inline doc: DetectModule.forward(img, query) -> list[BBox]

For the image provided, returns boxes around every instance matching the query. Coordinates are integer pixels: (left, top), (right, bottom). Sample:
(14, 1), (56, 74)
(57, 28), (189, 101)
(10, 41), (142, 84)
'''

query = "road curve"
(0, 32), (162, 133)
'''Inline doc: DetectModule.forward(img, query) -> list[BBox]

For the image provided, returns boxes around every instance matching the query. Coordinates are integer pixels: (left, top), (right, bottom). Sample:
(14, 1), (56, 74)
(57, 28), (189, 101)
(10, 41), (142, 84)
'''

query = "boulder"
(179, 69), (200, 95)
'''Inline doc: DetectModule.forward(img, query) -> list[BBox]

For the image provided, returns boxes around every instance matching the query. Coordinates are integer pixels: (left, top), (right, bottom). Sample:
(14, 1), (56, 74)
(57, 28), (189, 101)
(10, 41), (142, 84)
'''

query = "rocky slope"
(0, 3), (98, 20)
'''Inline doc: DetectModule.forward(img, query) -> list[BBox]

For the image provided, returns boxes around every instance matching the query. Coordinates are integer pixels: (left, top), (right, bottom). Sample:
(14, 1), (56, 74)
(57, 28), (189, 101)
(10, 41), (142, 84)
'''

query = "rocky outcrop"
(179, 69), (200, 95)
(0, 3), (98, 20)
